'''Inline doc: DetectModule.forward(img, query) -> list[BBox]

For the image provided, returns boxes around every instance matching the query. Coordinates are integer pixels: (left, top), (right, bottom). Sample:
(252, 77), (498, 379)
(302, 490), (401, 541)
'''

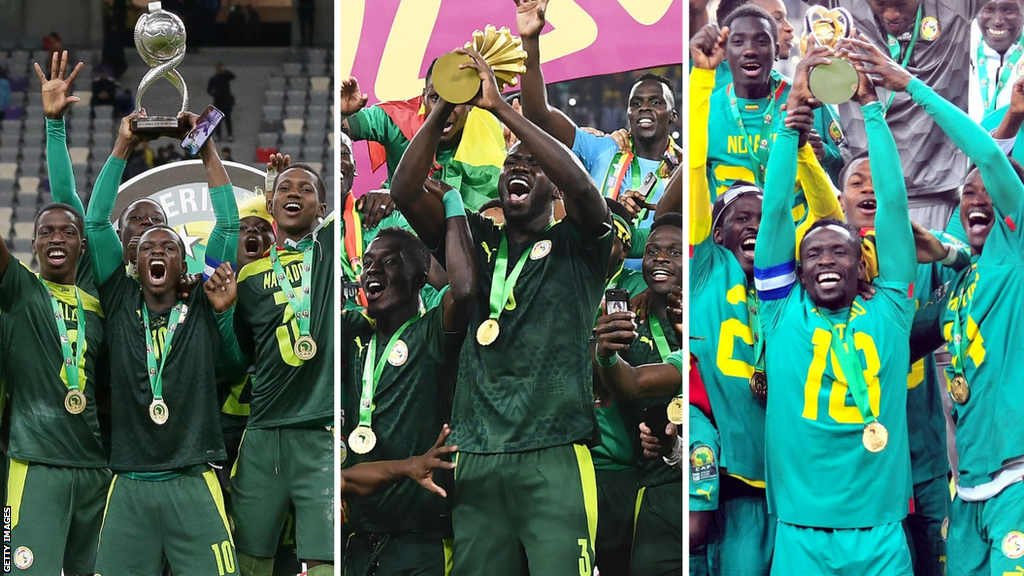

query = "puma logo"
(640, 336), (655, 350)
(481, 241), (498, 264)
(696, 487), (714, 500)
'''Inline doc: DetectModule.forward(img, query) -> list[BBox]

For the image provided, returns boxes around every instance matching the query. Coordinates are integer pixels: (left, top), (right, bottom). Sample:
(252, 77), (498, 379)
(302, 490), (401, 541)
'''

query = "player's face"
(627, 80), (675, 144)
(237, 216), (275, 267)
(840, 157), (876, 232)
(269, 167), (326, 237)
(120, 199), (167, 262)
(979, 0), (1024, 54)
(726, 17), (776, 92)
(33, 208), (83, 282)
(136, 228), (185, 297)
(361, 236), (417, 319)
(961, 168), (995, 255)
(868, 0), (922, 37)
(799, 225), (864, 309)
(713, 195), (762, 277)
(340, 142), (355, 198)
(423, 79), (470, 144)
(752, 0), (795, 59)
(642, 226), (683, 296)
(498, 142), (555, 224)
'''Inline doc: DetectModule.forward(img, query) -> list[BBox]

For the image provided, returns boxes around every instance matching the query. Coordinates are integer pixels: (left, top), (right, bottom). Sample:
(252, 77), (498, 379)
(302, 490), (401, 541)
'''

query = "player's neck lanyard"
(648, 315), (672, 362)
(883, 5), (923, 115)
(270, 240), (314, 340)
(358, 314), (420, 429)
(977, 35), (1024, 113)
(40, 278), (85, 393)
(599, 137), (679, 211)
(341, 194), (368, 307)
(950, 264), (978, 379)
(745, 288), (766, 375)
(142, 302), (185, 407)
(726, 81), (786, 188)
(818, 308), (878, 427)
(486, 226), (551, 324)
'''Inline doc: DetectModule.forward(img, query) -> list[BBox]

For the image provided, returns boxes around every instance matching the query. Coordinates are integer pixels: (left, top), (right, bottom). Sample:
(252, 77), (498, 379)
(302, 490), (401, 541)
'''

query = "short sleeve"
(0, 260), (39, 312)
(571, 126), (617, 173)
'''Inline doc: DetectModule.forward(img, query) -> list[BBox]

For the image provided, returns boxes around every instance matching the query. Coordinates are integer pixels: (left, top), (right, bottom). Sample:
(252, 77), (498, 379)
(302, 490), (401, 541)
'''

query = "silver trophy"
(132, 1), (190, 134)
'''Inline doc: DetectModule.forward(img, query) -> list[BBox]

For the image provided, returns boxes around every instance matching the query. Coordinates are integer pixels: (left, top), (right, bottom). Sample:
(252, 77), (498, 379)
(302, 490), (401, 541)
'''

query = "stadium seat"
(260, 119), (282, 133)
(309, 76), (330, 92)
(0, 148), (19, 162)
(4, 106), (24, 121)
(305, 117), (328, 132)
(309, 91), (329, 105)
(18, 157), (41, 176)
(93, 116), (114, 130)
(283, 119), (304, 134)
(262, 105), (283, 121)
(306, 63), (327, 76)
(301, 145), (324, 160)
(12, 222), (34, 239)
(287, 76), (308, 90)
(327, 132), (334, 149)
(285, 104), (306, 119)
(265, 91), (285, 106)
(257, 133), (278, 149)
(307, 104), (329, 118)
(1, 119), (20, 133)
(255, 147), (277, 163)
(0, 206), (13, 224)
(281, 133), (302, 149)
(92, 105), (115, 120)
(267, 76), (286, 91)
(69, 147), (89, 166)
(0, 163), (17, 179)
(286, 90), (306, 104)
(8, 77), (28, 93)
(307, 48), (327, 64)
(18, 176), (39, 193)
(283, 63), (303, 76)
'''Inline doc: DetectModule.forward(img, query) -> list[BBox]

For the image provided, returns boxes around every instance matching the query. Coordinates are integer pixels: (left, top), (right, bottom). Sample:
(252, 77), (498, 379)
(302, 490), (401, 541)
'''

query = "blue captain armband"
(754, 260), (797, 300)
(204, 255), (226, 282)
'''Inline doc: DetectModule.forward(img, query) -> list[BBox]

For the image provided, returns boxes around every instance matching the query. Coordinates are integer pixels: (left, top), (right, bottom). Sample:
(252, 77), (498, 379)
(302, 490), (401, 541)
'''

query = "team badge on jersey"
(340, 437), (348, 465)
(1004, 531), (1024, 558)
(388, 340), (409, 367)
(828, 120), (846, 147)
(690, 445), (718, 482)
(941, 517), (949, 542)
(14, 547), (33, 569)
(530, 240), (552, 260)
(920, 17), (940, 41)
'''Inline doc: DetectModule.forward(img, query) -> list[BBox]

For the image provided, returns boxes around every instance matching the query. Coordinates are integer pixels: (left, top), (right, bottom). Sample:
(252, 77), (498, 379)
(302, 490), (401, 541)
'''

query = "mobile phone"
(180, 105), (224, 156)
(642, 404), (672, 445)
(605, 288), (629, 315)
(635, 171), (658, 203)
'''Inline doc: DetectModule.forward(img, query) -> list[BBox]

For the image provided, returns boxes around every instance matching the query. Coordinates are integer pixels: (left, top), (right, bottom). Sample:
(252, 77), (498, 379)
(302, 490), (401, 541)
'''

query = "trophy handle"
(134, 50), (188, 114)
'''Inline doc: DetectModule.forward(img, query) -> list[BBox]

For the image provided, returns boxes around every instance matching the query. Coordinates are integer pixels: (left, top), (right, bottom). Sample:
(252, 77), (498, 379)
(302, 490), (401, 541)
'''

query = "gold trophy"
(801, 6), (859, 105)
(432, 25), (528, 104)
(132, 2), (190, 134)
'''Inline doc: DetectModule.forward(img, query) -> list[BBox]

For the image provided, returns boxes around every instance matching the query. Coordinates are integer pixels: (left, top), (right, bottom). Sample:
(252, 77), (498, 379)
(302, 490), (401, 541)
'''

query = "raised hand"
(340, 76), (368, 116)
(1010, 76), (1024, 116)
(358, 189), (396, 229)
(456, 48), (505, 112)
(594, 311), (638, 359)
(690, 23), (728, 71)
(404, 424), (459, 497)
(503, 96), (523, 148)
(640, 421), (678, 459)
(34, 50), (83, 119)
(608, 128), (631, 154)
(204, 262), (237, 312)
(842, 35), (914, 92)
(515, 0), (550, 39)
(619, 188), (656, 220)
(422, 177), (455, 204)
(790, 44), (834, 110)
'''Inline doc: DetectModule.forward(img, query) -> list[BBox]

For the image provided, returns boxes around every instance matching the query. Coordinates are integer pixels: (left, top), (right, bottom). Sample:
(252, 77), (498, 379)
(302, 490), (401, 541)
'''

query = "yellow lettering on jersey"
(725, 284), (747, 306)
(803, 328), (882, 423)
(60, 327), (88, 392)
(727, 135), (748, 155)
(150, 326), (168, 361)
(273, 290), (302, 367)
(57, 300), (78, 322)
(713, 164), (757, 196)
(1001, 567), (1024, 575)
(908, 358), (925, 390)
(260, 261), (304, 291)
(942, 315), (986, 372)
(716, 317), (754, 380)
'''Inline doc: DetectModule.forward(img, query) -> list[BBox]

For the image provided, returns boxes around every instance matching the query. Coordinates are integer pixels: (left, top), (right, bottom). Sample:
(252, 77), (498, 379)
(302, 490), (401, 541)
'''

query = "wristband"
(940, 243), (959, 266)
(596, 353), (619, 368)
(442, 189), (465, 220)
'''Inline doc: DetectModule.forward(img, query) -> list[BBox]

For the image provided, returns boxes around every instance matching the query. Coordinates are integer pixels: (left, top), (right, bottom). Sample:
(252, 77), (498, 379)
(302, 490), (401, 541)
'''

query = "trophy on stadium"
(432, 25), (528, 104)
(800, 6), (859, 105)
(132, 1), (190, 134)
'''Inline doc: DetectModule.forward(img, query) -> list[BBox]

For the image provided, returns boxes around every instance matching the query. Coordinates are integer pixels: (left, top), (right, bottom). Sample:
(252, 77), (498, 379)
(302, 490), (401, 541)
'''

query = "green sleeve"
(864, 102), (915, 283)
(45, 119), (83, 215)
(907, 77), (1024, 217)
(816, 105), (845, 184)
(205, 183), (239, 270)
(754, 126), (800, 271)
(214, 306), (248, 380)
(348, 106), (402, 145)
(85, 156), (127, 285)
(628, 227), (651, 258)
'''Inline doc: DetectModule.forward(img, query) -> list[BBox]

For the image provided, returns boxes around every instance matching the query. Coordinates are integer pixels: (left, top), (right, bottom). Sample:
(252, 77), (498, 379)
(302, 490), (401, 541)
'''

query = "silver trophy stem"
(133, 5), (188, 117)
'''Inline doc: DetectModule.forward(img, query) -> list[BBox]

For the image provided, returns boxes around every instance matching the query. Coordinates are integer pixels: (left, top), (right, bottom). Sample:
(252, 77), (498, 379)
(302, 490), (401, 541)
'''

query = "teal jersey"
(760, 279), (915, 528)
(689, 404), (720, 512)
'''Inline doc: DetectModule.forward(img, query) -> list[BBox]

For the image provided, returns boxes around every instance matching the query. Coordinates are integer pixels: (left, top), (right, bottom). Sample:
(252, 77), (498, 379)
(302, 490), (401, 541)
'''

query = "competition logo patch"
(941, 516), (949, 541)
(14, 547), (32, 569)
(388, 340), (409, 367)
(1018, 60), (1024, 76)
(530, 240), (552, 260)
(828, 120), (846, 146)
(920, 17), (940, 41)
(340, 437), (348, 465)
(690, 445), (718, 482)
(1004, 531), (1024, 558)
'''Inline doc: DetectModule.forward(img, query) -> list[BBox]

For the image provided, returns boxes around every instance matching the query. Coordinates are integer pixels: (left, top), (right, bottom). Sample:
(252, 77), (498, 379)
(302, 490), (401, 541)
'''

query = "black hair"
(723, 4), (779, 55)
(425, 57), (439, 84)
(966, 157), (1024, 186)
(716, 0), (751, 26)
(274, 163), (328, 203)
(138, 224), (187, 256)
(372, 227), (431, 291)
(804, 216), (859, 241)
(117, 197), (167, 231)
(34, 202), (84, 238)
(606, 197), (633, 223)
(651, 211), (684, 233)
(634, 72), (674, 94)
(478, 198), (503, 213)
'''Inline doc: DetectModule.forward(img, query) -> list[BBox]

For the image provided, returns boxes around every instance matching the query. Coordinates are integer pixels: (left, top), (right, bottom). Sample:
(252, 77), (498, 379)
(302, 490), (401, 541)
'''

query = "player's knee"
(236, 552), (274, 576)
(305, 563), (334, 576)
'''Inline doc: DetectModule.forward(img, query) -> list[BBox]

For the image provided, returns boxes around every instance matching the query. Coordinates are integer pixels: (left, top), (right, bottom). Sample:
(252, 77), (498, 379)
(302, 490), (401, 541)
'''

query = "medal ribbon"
(599, 138), (679, 205)
(820, 311), (878, 426)
(40, 279), (85, 392)
(341, 195), (367, 307)
(726, 81), (786, 188)
(950, 265), (977, 379)
(486, 229), (547, 323)
(977, 36), (1024, 114)
(358, 315), (420, 428)
(882, 5), (922, 115)
(270, 242), (314, 339)
(142, 303), (184, 402)
(745, 289), (766, 375)
(648, 316), (673, 362)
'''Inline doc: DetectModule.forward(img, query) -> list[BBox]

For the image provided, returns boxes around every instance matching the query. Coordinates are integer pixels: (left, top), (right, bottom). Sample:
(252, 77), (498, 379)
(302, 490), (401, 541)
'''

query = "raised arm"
(37, 51), (84, 212)
(191, 116), (238, 272)
(389, 100), (449, 249)
(86, 114), (138, 285)
(516, 0), (577, 148)
(688, 24), (726, 248)
(428, 179), (478, 332)
(863, 101), (915, 282)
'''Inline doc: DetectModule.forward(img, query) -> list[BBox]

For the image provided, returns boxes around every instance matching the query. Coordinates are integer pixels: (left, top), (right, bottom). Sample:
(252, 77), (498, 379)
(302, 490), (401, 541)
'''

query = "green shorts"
(709, 479), (775, 576)
(593, 468), (638, 576)
(947, 479), (1024, 576)
(903, 474), (950, 576)
(343, 531), (452, 576)
(772, 520), (912, 576)
(630, 481), (683, 576)
(450, 444), (597, 576)
(7, 459), (111, 574)
(230, 427), (334, 562)
(94, 467), (238, 576)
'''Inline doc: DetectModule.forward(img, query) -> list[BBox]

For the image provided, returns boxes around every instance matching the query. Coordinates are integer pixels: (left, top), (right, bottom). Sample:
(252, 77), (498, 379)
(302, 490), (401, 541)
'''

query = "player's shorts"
(593, 468), (638, 576)
(947, 479), (1024, 576)
(772, 520), (912, 576)
(94, 466), (238, 575)
(709, 477), (775, 576)
(231, 426), (334, 562)
(630, 480), (683, 576)
(450, 444), (597, 576)
(343, 531), (452, 576)
(904, 474), (949, 576)
(7, 459), (111, 574)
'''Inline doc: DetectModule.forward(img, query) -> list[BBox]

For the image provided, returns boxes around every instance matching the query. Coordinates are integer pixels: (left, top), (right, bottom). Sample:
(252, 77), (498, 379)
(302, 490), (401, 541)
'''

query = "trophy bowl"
(433, 25), (528, 105)
(802, 6), (859, 105)
(132, 2), (190, 135)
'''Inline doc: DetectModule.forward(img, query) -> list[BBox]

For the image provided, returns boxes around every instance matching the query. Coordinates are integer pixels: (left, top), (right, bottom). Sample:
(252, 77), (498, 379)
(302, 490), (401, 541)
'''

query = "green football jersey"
(236, 218), (334, 428)
(0, 260), (106, 468)
(219, 373), (251, 437)
(689, 404), (720, 513)
(342, 305), (460, 534)
(450, 213), (612, 453)
(99, 271), (226, 472)
(761, 279), (915, 528)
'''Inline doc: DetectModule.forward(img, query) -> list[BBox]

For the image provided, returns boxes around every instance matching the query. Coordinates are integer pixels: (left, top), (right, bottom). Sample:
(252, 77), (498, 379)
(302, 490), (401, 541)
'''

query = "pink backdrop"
(340, 0), (683, 194)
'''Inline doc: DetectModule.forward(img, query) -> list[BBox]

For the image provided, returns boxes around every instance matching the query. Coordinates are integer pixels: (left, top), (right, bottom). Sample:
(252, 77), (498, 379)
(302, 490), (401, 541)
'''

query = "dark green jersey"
(219, 373), (251, 437)
(451, 213), (613, 453)
(342, 305), (460, 534)
(236, 217), (334, 428)
(99, 271), (226, 472)
(0, 260), (106, 467)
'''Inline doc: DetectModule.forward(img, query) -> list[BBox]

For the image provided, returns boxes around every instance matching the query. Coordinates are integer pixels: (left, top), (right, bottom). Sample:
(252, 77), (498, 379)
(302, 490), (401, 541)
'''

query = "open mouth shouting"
(966, 208), (994, 236)
(636, 115), (655, 130)
(740, 236), (757, 259)
(857, 198), (876, 217)
(243, 235), (263, 259)
(649, 266), (674, 284)
(364, 279), (385, 302)
(740, 60), (763, 78)
(282, 201), (303, 217)
(148, 258), (168, 286)
(46, 246), (69, 267)
(816, 270), (842, 289)
(506, 172), (533, 206)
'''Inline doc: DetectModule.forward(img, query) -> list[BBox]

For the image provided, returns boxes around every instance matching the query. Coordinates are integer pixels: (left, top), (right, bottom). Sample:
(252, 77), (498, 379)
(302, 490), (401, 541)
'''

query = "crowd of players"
(690, 0), (1024, 573)
(339, 1), (683, 575)
(6, 51), (334, 574)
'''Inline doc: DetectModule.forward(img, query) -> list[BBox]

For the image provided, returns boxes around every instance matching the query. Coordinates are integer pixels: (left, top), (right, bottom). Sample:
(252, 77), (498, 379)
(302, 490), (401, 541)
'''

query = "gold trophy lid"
(433, 24), (528, 105)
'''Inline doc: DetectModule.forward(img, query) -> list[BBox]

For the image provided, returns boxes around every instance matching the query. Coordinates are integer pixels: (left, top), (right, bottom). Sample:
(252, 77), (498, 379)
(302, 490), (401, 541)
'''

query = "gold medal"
(476, 318), (500, 346)
(667, 398), (684, 425)
(862, 421), (888, 452)
(749, 371), (768, 400)
(149, 399), (169, 425)
(951, 374), (970, 404)
(64, 389), (86, 414)
(349, 425), (377, 454)
(294, 335), (317, 361)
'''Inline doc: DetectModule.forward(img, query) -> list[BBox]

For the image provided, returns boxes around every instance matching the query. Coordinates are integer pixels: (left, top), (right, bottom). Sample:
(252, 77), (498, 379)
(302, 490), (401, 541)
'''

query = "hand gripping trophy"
(132, 1), (190, 134)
